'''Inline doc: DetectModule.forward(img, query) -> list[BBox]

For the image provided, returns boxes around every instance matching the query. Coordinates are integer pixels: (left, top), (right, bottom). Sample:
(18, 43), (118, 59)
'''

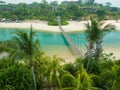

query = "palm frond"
(85, 17), (116, 41)
(32, 39), (41, 56)
(10, 26), (40, 62)
(9, 49), (28, 63)
(102, 24), (116, 32)
(100, 24), (116, 37)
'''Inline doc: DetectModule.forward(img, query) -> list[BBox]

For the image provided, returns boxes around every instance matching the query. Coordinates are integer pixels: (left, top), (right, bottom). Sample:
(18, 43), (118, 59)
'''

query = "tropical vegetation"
(0, 21), (119, 90)
(0, 0), (119, 90)
(0, 48), (120, 90)
(0, 0), (120, 24)
(85, 17), (115, 60)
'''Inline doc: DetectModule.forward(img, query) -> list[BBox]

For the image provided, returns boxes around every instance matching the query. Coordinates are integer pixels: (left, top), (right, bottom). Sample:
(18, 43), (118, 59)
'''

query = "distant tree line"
(0, 0), (120, 21)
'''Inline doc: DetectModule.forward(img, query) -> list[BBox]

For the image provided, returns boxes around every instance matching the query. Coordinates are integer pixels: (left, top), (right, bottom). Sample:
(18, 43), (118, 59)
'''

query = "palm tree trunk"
(31, 66), (37, 90)
(95, 39), (103, 60)
(86, 45), (92, 71)
(30, 60), (37, 90)
(89, 40), (94, 50)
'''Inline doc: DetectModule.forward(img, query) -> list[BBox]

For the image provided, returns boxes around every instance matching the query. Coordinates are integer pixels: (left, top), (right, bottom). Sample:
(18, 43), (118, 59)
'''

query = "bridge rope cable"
(58, 25), (84, 58)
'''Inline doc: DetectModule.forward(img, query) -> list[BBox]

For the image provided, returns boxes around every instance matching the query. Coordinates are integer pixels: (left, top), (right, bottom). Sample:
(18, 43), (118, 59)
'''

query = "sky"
(2, 0), (120, 7)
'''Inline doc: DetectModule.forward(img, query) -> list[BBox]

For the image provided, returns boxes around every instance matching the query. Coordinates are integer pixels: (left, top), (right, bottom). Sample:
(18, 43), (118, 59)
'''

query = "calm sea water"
(68, 31), (120, 47)
(0, 28), (120, 58)
(0, 28), (67, 45)
(0, 28), (73, 58)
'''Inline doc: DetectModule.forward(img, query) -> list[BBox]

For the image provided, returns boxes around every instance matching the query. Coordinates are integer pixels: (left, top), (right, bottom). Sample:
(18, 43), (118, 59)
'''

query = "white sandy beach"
(0, 20), (120, 32)
(0, 20), (120, 61)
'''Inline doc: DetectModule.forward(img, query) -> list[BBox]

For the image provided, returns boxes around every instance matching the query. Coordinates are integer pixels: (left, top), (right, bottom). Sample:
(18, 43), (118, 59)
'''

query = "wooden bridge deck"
(58, 25), (83, 58)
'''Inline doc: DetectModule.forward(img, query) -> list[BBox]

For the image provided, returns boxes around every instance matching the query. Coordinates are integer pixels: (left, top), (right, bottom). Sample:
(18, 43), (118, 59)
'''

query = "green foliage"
(76, 66), (93, 90)
(61, 74), (76, 88)
(0, 40), (11, 53)
(0, 26), (120, 90)
(0, 48), (120, 90)
(85, 17), (115, 44)
(100, 65), (120, 90)
(91, 74), (103, 89)
(99, 53), (115, 70)
(34, 52), (52, 89)
(0, 61), (34, 90)
(114, 59), (120, 65)
(48, 20), (68, 26)
(9, 26), (40, 63)
(48, 20), (58, 26)
(8, 26), (40, 90)
(85, 17), (115, 61)
(96, 10), (106, 20)
(0, 58), (12, 69)
(61, 21), (69, 25)
(74, 58), (83, 71)
(63, 63), (76, 76)
(40, 55), (65, 89)
(0, 1), (120, 21)
(83, 58), (101, 74)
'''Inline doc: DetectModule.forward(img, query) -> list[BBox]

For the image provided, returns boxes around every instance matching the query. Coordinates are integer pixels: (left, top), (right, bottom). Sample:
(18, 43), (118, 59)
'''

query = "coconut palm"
(10, 25), (40, 90)
(76, 66), (93, 90)
(85, 17), (115, 60)
(45, 56), (65, 90)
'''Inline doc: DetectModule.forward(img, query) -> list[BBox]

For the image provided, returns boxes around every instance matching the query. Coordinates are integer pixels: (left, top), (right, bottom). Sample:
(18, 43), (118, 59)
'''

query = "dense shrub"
(100, 65), (120, 90)
(48, 20), (68, 26)
(63, 63), (76, 76)
(0, 62), (34, 90)
(48, 20), (58, 26)
(1, 44), (120, 90)
(60, 74), (76, 88)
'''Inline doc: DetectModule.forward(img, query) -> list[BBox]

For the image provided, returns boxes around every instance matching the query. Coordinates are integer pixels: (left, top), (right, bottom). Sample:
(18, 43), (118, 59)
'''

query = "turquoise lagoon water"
(68, 31), (120, 47)
(0, 28), (73, 58)
(0, 28), (120, 59)
(68, 31), (120, 56)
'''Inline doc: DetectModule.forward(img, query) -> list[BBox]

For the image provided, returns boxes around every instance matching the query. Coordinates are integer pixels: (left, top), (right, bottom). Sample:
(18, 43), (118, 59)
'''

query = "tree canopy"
(0, 1), (119, 21)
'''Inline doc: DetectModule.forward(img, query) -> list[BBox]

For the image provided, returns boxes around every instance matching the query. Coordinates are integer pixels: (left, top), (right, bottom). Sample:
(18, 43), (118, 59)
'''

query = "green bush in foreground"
(0, 61), (34, 90)
(1, 49), (120, 90)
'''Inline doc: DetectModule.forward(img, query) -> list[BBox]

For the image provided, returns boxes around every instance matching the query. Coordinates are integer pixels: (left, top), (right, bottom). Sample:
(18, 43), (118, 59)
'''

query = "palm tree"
(10, 25), (40, 90)
(76, 66), (93, 90)
(60, 73), (77, 90)
(85, 17), (115, 60)
(46, 56), (65, 90)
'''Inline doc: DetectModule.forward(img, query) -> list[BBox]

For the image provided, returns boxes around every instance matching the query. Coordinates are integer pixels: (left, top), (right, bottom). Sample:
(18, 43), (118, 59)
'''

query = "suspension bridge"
(57, 16), (84, 58)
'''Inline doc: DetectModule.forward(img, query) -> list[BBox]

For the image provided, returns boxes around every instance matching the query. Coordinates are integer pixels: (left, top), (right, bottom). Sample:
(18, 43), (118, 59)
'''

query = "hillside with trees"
(0, 0), (120, 22)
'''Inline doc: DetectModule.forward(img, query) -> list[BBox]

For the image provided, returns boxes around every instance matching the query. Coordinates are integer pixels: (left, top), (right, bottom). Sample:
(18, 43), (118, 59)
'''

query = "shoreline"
(0, 20), (120, 32)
